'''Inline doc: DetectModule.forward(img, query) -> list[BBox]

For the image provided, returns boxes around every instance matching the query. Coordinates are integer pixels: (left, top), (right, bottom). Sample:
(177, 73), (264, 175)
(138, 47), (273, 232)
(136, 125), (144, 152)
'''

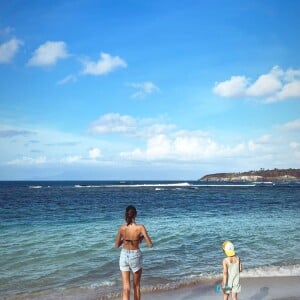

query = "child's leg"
(223, 293), (229, 300)
(232, 292), (238, 300)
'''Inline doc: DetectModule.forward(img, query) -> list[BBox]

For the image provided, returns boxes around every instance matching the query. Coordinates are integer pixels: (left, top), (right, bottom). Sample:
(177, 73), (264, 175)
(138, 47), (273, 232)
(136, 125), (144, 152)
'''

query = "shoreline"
(136, 276), (300, 300)
(1, 276), (299, 299)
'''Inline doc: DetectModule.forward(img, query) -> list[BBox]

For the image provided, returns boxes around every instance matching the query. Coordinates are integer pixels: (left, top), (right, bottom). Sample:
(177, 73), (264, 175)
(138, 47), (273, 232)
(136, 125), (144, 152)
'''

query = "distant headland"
(199, 168), (300, 182)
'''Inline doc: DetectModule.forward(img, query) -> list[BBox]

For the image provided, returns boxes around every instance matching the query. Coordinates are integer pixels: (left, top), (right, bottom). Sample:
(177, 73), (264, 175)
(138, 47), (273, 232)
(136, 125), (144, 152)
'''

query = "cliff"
(199, 168), (300, 182)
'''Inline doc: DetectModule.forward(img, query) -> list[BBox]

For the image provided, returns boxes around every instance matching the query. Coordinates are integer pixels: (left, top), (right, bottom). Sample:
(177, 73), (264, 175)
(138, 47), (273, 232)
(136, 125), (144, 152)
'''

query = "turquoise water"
(1, 181), (300, 299)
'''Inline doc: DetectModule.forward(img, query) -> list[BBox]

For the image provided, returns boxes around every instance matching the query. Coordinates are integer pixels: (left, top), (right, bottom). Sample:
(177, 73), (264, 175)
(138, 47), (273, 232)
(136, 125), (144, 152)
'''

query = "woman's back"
(120, 223), (144, 250)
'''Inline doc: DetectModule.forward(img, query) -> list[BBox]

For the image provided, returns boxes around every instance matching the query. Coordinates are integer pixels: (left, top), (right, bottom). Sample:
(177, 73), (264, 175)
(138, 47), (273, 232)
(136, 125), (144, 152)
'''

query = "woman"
(115, 205), (153, 300)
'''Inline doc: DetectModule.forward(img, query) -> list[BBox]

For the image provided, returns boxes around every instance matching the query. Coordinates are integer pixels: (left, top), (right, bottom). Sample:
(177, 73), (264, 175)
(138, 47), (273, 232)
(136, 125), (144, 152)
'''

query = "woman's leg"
(133, 268), (142, 300)
(121, 271), (131, 300)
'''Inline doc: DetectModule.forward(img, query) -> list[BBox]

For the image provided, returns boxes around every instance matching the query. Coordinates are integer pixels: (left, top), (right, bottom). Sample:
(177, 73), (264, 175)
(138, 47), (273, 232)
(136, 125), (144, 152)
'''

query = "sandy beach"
(136, 276), (300, 300)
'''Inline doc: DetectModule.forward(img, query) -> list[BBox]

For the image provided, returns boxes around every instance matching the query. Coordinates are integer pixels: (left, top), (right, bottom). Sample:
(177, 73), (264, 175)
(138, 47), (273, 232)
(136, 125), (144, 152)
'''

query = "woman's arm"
(239, 258), (243, 272)
(141, 225), (153, 248)
(115, 226), (123, 248)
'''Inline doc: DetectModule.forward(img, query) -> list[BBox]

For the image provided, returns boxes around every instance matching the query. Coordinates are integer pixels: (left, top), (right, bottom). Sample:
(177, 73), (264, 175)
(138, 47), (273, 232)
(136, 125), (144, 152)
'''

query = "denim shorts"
(119, 249), (143, 273)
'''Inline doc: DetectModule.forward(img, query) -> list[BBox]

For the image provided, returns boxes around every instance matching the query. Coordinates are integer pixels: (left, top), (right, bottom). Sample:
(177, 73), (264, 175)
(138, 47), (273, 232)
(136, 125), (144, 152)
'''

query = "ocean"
(1, 181), (300, 299)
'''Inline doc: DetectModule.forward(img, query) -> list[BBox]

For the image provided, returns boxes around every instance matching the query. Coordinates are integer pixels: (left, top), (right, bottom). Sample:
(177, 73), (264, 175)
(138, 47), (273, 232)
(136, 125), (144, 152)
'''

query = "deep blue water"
(1, 181), (300, 299)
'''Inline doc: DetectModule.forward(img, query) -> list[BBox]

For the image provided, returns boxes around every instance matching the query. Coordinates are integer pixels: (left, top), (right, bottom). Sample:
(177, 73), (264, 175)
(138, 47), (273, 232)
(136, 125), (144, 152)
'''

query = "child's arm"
(222, 258), (228, 290)
(239, 258), (243, 272)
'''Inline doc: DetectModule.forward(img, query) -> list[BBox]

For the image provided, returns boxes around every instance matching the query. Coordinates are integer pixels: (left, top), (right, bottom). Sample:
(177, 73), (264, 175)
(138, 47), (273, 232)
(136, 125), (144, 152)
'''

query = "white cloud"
(213, 76), (248, 98)
(120, 131), (247, 162)
(7, 156), (47, 165)
(89, 113), (136, 134)
(0, 123), (110, 168)
(213, 66), (300, 102)
(145, 134), (172, 159)
(290, 142), (300, 150)
(89, 147), (101, 159)
(57, 74), (77, 85)
(0, 38), (23, 63)
(284, 68), (300, 81)
(0, 128), (35, 137)
(28, 41), (69, 66)
(61, 155), (82, 164)
(2, 113), (299, 179)
(118, 122), (296, 168)
(89, 113), (176, 140)
(114, 116), (300, 170)
(82, 52), (127, 75)
(281, 119), (300, 131)
(246, 66), (282, 97)
(128, 81), (160, 98)
(0, 27), (14, 36)
(7, 155), (83, 165)
(271, 80), (300, 102)
(145, 123), (176, 136)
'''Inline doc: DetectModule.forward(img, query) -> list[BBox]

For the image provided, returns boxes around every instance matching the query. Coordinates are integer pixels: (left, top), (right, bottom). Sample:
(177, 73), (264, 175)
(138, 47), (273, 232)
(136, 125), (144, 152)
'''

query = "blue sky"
(0, 0), (300, 180)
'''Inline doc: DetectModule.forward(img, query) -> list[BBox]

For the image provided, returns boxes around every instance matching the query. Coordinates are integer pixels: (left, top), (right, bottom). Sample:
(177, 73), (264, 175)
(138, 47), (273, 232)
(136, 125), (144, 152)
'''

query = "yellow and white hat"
(222, 240), (235, 257)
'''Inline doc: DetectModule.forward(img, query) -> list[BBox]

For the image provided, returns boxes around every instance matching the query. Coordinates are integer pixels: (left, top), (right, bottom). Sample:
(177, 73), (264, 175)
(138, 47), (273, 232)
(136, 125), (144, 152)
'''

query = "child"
(221, 241), (242, 300)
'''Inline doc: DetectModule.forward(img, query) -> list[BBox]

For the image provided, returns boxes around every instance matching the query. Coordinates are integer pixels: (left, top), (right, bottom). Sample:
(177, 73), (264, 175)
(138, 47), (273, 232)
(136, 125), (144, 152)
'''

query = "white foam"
(73, 182), (259, 189)
(241, 264), (300, 278)
(90, 280), (115, 288)
(74, 182), (192, 188)
(29, 185), (43, 189)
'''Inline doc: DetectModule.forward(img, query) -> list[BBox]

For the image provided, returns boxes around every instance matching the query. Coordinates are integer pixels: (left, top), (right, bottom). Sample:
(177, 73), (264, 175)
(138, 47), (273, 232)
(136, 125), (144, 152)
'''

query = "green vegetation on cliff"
(199, 168), (300, 182)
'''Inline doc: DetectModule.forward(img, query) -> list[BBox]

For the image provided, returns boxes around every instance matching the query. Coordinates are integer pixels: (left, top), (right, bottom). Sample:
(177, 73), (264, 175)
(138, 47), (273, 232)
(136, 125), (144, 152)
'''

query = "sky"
(0, 0), (300, 180)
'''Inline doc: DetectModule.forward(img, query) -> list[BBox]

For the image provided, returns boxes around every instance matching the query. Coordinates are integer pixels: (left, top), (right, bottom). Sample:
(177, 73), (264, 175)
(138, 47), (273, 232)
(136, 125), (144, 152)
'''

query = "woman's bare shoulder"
(118, 224), (127, 231)
(136, 224), (146, 229)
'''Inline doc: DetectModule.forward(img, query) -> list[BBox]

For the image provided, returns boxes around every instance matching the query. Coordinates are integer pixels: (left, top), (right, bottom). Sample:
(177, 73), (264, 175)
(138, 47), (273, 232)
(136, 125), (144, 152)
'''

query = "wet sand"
(138, 276), (300, 300)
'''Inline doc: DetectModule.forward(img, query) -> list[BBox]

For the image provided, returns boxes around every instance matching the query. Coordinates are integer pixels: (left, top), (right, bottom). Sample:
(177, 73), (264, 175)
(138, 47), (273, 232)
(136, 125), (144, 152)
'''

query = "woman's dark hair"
(125, 205), (137, 225)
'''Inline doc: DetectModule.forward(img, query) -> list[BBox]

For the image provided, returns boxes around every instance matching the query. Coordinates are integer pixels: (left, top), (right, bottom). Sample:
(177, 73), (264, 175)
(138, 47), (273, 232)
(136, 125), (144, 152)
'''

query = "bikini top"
(123, 224), (144, 245)
(124, 239), (140, 245)
(124, 232), (144, 245)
